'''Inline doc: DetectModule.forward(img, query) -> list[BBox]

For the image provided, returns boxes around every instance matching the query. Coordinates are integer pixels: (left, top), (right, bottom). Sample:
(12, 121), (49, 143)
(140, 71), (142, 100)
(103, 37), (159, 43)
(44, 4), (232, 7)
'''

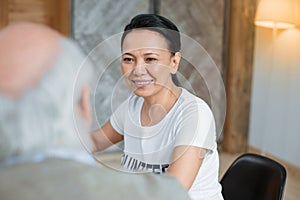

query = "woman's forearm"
(90, 120), (124, 152)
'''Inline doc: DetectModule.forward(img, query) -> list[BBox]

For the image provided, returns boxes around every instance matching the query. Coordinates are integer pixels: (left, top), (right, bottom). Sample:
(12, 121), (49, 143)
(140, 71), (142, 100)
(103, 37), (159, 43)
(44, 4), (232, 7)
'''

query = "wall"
(72, 0), (149, 128)
(249, 27), (300, 167)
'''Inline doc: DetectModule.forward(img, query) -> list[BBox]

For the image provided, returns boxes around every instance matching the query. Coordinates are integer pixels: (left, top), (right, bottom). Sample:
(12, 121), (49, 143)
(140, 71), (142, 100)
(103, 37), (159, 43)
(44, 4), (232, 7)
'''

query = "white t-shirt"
(110, 88), (223, 200)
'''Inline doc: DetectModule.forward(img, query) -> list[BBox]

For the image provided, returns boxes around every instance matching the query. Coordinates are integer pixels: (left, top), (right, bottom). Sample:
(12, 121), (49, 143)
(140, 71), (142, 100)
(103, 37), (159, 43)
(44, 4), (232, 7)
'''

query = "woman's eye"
(145, 57), (158, 63)
(123, 57), (134, 63)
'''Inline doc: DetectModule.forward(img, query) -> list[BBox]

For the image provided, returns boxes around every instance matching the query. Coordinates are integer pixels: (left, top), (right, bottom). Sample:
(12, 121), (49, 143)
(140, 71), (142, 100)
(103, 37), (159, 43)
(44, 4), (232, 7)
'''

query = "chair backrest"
(220, 153), (287, 200)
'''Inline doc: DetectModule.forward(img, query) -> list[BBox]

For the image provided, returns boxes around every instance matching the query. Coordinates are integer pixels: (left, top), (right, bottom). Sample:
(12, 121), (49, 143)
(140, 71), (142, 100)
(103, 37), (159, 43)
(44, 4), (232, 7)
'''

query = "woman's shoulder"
(180, 88), (211, 111)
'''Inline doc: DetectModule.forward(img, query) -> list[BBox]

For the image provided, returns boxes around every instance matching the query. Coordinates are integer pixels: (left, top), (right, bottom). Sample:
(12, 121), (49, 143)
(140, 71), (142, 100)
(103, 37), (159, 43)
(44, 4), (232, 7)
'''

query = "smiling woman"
(121, 29), (181, 126)
(90, 14), (224, 200)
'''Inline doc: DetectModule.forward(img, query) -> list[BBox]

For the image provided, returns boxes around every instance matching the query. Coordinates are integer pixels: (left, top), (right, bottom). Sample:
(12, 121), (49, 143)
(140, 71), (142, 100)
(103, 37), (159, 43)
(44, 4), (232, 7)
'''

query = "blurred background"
(0, 0), (299, 199)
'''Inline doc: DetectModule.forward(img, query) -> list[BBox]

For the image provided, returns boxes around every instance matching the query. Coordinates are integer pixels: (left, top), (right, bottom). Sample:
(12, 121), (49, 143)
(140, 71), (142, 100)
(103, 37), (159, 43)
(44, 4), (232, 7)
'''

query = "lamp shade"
(255, 0), (297, 29)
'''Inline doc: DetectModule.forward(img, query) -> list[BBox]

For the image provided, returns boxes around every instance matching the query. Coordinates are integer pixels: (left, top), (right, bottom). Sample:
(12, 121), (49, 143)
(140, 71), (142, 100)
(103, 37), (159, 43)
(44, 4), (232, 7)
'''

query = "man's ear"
(78, 85), (92, 126)
(170, 52), (181, 74)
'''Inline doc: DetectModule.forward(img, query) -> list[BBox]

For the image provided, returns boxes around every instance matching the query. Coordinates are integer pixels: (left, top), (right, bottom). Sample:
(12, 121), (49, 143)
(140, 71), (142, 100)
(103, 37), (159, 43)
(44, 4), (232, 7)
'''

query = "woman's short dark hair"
(121, 14), (181, 54)
(121, 14), (181, 86)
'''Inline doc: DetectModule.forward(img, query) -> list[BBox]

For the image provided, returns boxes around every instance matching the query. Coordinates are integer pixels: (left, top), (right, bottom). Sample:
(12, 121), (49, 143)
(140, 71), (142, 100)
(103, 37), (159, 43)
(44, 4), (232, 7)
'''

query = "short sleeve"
(110, 100), (128, 135)
(174, 99), (216, 151)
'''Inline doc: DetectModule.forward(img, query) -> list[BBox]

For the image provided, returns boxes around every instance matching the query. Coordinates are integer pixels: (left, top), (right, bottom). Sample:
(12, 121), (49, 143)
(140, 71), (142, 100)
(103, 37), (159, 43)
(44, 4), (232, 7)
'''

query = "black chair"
(220, 153), (287, 200)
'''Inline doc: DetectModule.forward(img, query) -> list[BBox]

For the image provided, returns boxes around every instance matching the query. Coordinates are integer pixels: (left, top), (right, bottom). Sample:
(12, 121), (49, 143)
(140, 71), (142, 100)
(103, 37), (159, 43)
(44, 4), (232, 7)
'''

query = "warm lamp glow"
(255, 0), (297, 29)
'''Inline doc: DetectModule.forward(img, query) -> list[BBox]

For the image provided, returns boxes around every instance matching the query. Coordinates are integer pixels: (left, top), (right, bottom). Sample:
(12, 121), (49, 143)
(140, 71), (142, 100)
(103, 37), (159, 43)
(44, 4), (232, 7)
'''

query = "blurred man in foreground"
(0, 22), (189, 200)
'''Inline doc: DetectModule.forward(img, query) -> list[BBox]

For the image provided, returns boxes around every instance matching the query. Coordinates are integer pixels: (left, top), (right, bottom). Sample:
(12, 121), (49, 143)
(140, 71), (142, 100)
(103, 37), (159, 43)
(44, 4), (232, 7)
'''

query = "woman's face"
(121, 29), (180, 98)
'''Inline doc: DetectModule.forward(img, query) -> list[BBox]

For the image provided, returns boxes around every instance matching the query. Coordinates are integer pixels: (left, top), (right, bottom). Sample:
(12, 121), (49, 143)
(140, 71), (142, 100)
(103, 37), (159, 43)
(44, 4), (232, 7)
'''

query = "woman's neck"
(141, 83), (181, 126)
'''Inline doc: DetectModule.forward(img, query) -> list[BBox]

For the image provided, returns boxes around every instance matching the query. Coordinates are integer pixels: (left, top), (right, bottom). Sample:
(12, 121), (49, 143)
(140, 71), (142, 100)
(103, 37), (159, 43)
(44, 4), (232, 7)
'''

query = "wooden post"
(45, 0), (70, 37)
(222, 0), (257, 153)
(0, 0), (70, 36)
(0, 0), (9, 29)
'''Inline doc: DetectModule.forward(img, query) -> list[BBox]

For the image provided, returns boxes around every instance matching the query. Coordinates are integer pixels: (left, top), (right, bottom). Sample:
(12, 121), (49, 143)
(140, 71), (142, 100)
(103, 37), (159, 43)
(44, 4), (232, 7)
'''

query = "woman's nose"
(133, 64), (147, 76)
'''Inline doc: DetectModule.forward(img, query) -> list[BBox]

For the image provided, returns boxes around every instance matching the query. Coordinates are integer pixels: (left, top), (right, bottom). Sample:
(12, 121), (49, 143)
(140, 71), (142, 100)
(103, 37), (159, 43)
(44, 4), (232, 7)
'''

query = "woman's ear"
(78, 85), (92, 126)
(170, 52), (181, 74)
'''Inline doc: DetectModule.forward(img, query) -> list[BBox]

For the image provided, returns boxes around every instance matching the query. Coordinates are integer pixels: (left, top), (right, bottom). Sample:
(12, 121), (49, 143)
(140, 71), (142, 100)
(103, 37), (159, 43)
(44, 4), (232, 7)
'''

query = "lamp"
(254, 0), (297, 61)
(255, 0), (297, 29)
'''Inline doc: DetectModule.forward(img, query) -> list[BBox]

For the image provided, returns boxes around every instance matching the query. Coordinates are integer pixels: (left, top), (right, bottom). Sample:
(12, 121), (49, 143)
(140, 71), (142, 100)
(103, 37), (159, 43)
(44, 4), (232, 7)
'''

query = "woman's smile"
(132, 79), (154, 88)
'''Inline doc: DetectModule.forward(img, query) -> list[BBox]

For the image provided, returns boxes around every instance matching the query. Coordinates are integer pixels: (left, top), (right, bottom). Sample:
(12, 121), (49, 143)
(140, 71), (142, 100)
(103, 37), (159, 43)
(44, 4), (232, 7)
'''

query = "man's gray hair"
(0, 38), (93, 164)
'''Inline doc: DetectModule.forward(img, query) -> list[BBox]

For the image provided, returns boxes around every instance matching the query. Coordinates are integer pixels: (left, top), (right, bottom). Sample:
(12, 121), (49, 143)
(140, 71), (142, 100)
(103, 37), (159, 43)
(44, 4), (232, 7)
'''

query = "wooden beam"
(45, 0), (70, 36)
(0, 0), (70, 36)
(222, 0), (257, 153)
(56, 0), (70, 36)
(0, 0), (9, 29)
(7, 0), (48, 24)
